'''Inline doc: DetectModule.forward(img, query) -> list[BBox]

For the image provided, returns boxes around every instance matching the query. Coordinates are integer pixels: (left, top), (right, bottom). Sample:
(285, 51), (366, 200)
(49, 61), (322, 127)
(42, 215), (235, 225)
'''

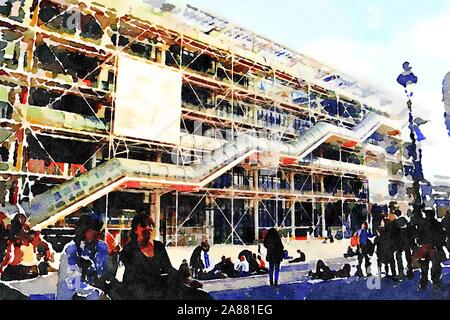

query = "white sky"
(185, 0), (450, 185)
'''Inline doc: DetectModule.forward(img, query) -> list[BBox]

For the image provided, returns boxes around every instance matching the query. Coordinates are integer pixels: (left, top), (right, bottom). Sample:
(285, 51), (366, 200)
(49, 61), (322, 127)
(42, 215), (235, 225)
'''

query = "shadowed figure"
(120, 213), (212, 300)
(263, 228), (284, 286)
(414, 209), (447, 291)
(308, 260), (351, 281)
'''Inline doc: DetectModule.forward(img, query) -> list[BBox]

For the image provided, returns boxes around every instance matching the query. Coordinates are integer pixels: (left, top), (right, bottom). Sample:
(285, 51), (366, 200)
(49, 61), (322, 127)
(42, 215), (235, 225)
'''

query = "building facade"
(0, 0), (413, 250)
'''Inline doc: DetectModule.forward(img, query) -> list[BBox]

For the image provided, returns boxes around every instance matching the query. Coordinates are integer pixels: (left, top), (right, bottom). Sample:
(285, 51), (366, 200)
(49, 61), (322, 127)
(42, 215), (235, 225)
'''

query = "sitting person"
(0, 215), (43, 281)
(249, 253), (260, 274)
(31, 231), (57, 275)
(196, 257), (228, 281)
(216, 256), (235, 278)
(289, 250), (306, 263)
(308, 260), (351, 281)
(57, 213), (116, 300)
(0, 237), (39, 281)
(283, 249), (293, 260)
(343, 246), (358, 258)
(120, 213), (212, 300)
(235, 255), (250, 277)
(178, 259), (203, 289)
(254, 254), (268, 274)
(256, 255), (269, 273)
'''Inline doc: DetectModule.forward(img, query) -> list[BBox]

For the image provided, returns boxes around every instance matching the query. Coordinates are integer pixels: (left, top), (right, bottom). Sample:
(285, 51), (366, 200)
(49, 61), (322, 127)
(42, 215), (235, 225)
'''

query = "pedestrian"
(189, 241), (209, 279)
(415, 209), (447, 291)
(263, 228), (284, 286)
(373, 224), (395, 278)
(392, 216), (413, 280)
(355, 222), (373, 277)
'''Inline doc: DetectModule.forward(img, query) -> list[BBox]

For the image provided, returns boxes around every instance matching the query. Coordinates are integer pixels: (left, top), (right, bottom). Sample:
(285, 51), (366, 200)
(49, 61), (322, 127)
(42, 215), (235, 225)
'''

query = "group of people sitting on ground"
(187, 237), (307, 282)
(188, 245), (269, 281)
(57, 212), (213, 300)
(0, 212), (56, 282)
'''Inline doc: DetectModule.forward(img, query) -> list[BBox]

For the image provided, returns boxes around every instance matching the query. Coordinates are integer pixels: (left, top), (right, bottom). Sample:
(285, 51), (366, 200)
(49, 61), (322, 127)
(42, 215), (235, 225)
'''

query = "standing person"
(415, 209), (447, 291)
(189, 241), (209, 279)
(441, 210), (450, 252)
(120, 213), (211, 300)
(263, 228), (284, 286)
(57, 213), (115, 300)
(355, 222), (373, 277)
(393, 216), (413, 280)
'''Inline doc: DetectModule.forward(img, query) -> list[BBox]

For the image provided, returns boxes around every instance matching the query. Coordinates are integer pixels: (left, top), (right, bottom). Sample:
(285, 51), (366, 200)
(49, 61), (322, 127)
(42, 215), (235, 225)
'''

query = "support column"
(319, 175), (326, 237)
(206, 195), (214, 245)
(253, 169), (259, 241)
(290, 172), (295, 193)
(150, 192), (161, 241)
(253, 199), (259, 241)
(290, 200), (295, 240)
(367, 202), (373, 232)
(321, 202), (326, 238)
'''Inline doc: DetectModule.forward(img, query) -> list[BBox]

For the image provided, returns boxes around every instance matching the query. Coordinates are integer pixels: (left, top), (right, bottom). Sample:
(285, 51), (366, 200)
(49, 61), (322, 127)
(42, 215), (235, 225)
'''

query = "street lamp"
(397, 62), (424, 219)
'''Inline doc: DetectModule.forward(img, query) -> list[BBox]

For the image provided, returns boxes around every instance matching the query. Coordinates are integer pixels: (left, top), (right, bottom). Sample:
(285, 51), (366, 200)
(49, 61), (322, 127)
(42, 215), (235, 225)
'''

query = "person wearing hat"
(57, 213), (115, 300)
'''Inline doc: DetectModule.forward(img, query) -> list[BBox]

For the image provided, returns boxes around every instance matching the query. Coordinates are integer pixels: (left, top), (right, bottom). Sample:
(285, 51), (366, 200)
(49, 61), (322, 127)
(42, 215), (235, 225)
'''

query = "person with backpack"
(354, 222), (373, 277)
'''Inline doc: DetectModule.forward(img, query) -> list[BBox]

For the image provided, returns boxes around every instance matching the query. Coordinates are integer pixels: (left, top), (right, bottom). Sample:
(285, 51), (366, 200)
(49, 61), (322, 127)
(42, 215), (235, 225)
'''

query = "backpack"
(350, 233), (359, 247)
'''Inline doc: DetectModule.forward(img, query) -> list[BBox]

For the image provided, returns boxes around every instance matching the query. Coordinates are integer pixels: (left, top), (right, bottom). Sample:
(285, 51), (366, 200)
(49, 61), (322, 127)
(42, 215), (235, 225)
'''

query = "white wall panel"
(114, 55), (182, 144)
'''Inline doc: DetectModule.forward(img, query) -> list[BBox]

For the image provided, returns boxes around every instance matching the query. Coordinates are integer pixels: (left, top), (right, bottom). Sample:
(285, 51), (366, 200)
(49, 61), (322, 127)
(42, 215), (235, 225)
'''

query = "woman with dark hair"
(0, 213), (38, 281)
(120, 213), (212, 300)
(57, 213), (115, 300)
(263, 228), (284, 286)
(8, 213), (29, 242)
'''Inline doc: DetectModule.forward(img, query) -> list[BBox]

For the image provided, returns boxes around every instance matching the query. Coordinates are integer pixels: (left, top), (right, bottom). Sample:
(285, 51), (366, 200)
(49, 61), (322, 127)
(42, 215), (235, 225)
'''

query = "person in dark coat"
(190, 241), (210, 279)
(355, 222), (373, 277)
(263, 228), (284, 286)
(392, 216), (413, 280)
(415, 209), (447, 291)
(120, 213), (212, 300)
(441, 210), (450, 251)
(374, 225), (396, 278)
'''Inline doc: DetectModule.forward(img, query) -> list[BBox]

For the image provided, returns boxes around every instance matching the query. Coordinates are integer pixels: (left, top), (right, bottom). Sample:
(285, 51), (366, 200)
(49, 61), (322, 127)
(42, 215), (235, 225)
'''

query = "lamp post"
(397, 62), (424, 219)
